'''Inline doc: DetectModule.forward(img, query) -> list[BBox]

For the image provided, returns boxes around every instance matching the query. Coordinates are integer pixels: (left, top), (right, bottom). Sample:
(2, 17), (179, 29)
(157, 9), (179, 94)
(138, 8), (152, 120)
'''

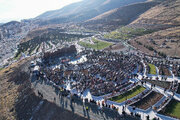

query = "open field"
(79, 38), (113, 50)
(132, 91), (163, 110)
(104, 27), (155, 40)
(130, 27), (180, 58)
(148, 64), (156, 75)
(104, 42), (125, 51)
(109, 85), (145, 103)
(159, 99), (180, 119)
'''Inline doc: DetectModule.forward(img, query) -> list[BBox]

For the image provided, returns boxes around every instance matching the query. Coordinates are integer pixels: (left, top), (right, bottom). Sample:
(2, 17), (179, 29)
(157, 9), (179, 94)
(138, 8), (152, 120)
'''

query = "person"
(173, 91), (175, 96)
(164, 88), (166, 93)
(122, 106), (125, 111)
(54, 97), (56, 102)
(71, 98), (74, 103)
(86, 106), (89, 111)
(146, 115), (150, 120)
(83, 99), (85, 106)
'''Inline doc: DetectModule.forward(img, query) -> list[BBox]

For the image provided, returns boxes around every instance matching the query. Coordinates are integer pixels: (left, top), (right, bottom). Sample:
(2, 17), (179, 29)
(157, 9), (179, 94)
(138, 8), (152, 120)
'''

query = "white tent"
(82, 89), (93, 102)
(66, 82), (71, 91)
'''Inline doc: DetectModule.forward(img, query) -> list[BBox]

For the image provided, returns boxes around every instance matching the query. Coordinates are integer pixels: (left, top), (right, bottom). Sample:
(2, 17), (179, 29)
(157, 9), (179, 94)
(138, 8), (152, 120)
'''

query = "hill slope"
(130, 0), (180, 30)
(0, 59), (88, 120)
(82, 1), (159, 31)
(130, 26), (180, 57)
(128, 0), (180, 57)
(35, 0), (147, 25)
(0, 21), (21, 40)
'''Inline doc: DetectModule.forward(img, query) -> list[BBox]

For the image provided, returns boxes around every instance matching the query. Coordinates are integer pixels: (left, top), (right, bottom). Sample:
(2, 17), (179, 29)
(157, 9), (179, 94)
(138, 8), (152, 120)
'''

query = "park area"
(132, 91), (163, 110)
(104, 27), (155, 40)
(109, 85), (145, 103)
(148, 64), (156, 75)
(159, 99), (180, 119)
(78, 38), (113, 50)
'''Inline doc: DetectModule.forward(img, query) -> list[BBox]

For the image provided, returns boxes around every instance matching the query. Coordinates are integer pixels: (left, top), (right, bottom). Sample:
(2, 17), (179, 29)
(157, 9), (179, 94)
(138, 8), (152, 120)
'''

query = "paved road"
(31, 75), (138, 120)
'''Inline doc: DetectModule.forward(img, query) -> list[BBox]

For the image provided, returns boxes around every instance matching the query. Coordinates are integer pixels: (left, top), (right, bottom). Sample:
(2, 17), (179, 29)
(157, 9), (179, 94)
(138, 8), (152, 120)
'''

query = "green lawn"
(160, 99), (180, 119)
(78, 38), (113, 50)
(148, 64), (156, 75)
(104, 27), (155, 40)
(109, 85), (146, 103)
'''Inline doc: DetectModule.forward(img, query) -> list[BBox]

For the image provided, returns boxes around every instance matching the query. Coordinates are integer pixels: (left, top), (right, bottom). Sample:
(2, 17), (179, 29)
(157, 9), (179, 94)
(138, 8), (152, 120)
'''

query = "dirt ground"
(0, 58), (31, 120)
(130, 27), (180, 57)
(0, 58), (88, 120)
(132, 91), (163, 110)
(105, 42), (125, 51)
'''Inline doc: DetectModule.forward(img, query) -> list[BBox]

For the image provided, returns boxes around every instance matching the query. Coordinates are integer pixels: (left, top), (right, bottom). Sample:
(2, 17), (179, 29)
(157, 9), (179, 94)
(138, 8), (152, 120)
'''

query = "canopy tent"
(82, 89), (93, 102)
(66, 82), (71, 91)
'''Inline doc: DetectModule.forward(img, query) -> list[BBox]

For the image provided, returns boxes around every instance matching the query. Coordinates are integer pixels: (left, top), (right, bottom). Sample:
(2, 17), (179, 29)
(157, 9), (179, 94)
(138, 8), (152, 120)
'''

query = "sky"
(0, 0), (82, 23)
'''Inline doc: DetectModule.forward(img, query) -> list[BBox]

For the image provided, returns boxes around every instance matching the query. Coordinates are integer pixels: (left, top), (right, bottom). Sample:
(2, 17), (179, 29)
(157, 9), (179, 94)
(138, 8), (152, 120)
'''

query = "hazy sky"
(0, 0), (82, 23)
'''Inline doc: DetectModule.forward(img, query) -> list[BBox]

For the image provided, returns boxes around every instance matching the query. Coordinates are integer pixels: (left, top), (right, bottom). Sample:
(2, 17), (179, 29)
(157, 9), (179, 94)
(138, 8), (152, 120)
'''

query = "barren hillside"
(82, 1), (160, 31)
(130, 26), (180, 57)
(128, 0), (180, 57)
(130, 0), (180, 30)
(0, 58), (88, 120)
(35, 0), (146, 25)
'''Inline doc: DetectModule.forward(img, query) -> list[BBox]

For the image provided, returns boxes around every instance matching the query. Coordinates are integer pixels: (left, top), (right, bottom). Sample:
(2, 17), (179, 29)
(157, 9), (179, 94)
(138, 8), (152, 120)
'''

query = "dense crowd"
(41, 50), (141, 96)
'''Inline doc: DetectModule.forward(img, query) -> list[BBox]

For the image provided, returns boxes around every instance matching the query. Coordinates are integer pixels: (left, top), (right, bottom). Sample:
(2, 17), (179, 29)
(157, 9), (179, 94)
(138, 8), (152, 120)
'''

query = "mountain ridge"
(35, 0), (147, 25)
(81, 1), (159, 31)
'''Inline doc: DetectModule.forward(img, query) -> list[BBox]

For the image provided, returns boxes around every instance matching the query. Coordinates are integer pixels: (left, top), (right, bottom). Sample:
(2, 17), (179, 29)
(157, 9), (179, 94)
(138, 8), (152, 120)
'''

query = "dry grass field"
(129, 0), (180, 57)
(130, 27), (180, 57)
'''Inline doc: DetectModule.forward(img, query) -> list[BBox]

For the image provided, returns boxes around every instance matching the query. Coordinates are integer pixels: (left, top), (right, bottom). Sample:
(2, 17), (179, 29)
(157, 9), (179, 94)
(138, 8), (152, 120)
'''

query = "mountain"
(0, 21), (21, 40)
(82, 1), (160, 31)
(35, 0), (147, 25)
(130, 0), (180, 30)
(129, 0), (180, 57)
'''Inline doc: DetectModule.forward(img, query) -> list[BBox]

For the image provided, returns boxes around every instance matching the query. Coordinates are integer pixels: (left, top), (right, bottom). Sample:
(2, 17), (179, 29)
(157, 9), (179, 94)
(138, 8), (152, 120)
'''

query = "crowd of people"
(40, 50), (141, 96)
(31, 49), (180, 120)
(142, 55), (180, 77)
